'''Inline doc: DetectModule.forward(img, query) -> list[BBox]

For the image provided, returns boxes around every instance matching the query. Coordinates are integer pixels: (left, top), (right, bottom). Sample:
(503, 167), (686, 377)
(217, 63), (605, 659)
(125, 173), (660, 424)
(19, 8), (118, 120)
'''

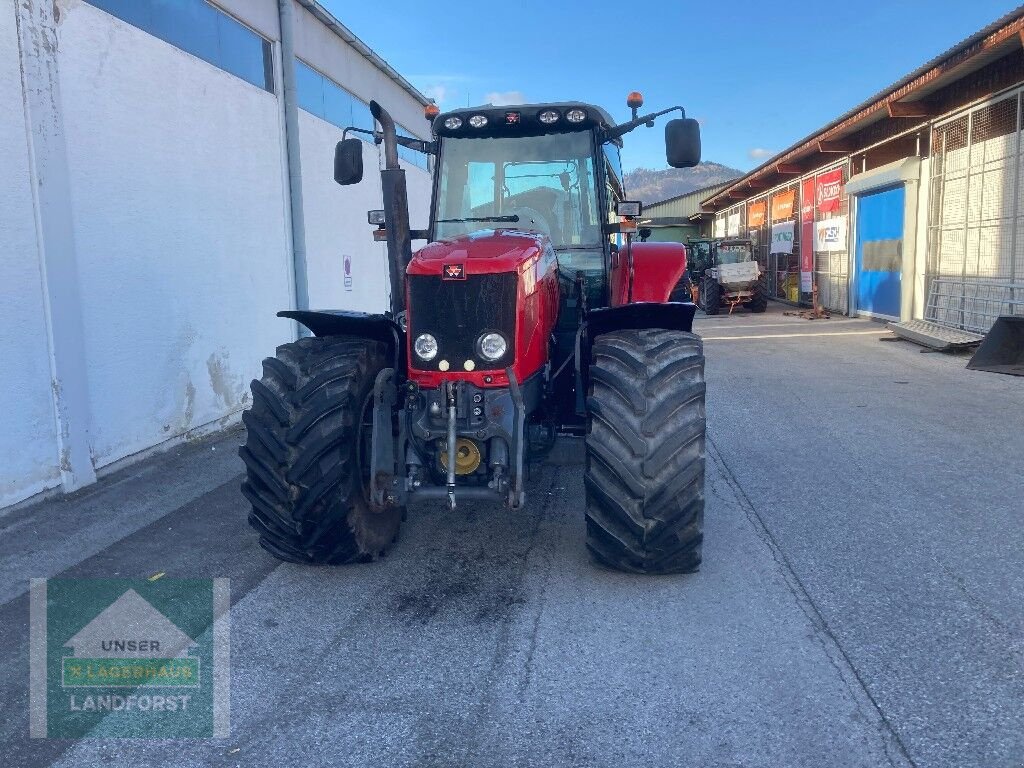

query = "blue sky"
(323, 0), (1021, 173)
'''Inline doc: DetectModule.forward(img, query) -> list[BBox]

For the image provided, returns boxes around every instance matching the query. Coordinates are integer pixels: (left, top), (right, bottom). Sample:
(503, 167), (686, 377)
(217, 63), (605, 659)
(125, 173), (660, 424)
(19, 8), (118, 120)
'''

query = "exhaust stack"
(370, 101), (414, 318)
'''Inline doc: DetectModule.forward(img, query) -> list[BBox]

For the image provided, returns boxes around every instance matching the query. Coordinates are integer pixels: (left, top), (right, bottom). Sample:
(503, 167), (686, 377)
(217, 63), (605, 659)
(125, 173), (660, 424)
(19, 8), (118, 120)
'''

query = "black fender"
(279, 310), (405, 371)
(586, 301), (696, 338)
(573, 301), (698, 415)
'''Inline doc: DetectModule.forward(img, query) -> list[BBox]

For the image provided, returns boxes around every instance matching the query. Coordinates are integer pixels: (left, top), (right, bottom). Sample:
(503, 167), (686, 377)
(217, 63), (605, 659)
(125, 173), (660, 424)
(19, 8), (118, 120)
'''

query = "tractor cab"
(713, 239), (756, 265)
(428, 102), (693, 304)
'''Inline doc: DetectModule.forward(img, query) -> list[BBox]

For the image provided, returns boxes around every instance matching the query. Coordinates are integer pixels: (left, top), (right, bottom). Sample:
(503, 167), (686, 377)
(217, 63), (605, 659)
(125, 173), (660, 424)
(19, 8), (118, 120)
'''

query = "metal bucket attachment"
(967, 316), (1024, 376)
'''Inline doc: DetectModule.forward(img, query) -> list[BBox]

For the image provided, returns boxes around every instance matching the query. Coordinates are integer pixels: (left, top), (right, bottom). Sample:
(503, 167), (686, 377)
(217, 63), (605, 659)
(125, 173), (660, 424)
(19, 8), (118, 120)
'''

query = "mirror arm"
(343, 127), (437, 156)
(605, 106), (686, 140)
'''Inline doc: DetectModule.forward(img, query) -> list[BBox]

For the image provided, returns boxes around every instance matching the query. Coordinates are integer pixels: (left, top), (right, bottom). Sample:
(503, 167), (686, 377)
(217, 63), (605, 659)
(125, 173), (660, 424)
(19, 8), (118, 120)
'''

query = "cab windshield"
(433, 132), (602, 249)
(717, 243), (753, 264)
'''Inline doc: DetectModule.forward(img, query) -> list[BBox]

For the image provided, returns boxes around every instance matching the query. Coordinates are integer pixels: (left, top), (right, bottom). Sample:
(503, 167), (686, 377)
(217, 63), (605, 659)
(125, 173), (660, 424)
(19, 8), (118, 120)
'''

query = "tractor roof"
(432, 102), (617, 139)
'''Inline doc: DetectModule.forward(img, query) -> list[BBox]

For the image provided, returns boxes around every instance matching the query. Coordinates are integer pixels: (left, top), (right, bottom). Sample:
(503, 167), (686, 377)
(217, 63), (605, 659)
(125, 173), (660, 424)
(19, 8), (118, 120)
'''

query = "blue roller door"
(855, 186), (904, 318)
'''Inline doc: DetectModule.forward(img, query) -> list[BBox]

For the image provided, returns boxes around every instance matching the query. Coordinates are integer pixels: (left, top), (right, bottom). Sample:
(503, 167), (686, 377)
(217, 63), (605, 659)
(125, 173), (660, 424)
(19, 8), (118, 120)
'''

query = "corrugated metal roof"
(643, 182), (733, 219)
(703, 5), (1024, 209)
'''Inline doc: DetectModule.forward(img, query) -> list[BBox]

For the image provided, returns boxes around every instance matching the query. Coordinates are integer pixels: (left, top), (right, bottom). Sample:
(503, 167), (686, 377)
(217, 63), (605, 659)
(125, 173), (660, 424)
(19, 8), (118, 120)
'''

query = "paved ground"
(2, 303), (1022, 767)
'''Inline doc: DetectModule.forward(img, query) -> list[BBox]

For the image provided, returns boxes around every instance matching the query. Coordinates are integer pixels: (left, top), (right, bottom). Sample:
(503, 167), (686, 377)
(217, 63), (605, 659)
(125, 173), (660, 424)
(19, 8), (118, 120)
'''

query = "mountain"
(623, 162), (744, 205)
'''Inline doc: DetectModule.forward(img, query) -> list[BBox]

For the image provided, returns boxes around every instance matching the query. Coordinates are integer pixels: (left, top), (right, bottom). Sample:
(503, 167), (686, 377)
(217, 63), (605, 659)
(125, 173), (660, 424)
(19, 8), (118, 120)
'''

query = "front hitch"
(445, 381), (458, 510)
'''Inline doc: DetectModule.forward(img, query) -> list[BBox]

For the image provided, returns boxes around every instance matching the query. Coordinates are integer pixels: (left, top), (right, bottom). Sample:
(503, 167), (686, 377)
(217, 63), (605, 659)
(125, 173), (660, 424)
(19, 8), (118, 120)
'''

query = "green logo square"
(30, 578), (229, 738)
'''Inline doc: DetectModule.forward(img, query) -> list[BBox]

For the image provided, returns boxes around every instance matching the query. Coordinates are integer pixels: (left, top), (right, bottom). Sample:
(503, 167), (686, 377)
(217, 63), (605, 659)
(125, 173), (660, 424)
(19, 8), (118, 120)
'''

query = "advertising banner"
(800, 178), (815, 292)
(770, 221), (795, 254)
(816, 167), (843, 213)
(748, 201), (766, 228)
(771, 189), (795, 221)
(713, 217), (725, 238)
(815, 216), (848, 252)
(726, 212), (740, 237)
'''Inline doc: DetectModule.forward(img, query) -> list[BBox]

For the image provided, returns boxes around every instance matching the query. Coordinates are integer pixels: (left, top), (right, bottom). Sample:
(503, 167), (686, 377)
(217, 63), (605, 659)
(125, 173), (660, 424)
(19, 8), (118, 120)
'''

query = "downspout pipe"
(278, 0), (310, 329)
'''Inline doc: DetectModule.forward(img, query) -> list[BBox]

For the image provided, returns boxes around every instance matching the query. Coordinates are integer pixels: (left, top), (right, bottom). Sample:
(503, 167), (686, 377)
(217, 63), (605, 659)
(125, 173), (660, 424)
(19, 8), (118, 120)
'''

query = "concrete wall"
(58, 3), (294, 468)
(0, 2), (62, 507)
(913, 158), (931, 320)
(1, 0), (431, 509)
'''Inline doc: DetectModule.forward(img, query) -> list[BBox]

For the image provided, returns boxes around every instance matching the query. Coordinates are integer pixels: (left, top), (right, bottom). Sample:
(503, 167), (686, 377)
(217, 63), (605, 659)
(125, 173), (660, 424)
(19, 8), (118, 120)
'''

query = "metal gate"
(927, 88), (1024, 331)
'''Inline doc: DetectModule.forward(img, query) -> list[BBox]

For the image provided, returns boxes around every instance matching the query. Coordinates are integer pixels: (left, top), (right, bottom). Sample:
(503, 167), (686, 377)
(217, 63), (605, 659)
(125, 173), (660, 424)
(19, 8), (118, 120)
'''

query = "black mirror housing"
(334, 138), (364, 185)
(666, 118), (701, 168)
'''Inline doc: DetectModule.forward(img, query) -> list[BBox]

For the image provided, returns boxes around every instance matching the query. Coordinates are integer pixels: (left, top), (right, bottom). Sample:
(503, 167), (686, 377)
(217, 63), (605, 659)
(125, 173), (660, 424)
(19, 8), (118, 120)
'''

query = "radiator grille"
(407, 273), (518, 369)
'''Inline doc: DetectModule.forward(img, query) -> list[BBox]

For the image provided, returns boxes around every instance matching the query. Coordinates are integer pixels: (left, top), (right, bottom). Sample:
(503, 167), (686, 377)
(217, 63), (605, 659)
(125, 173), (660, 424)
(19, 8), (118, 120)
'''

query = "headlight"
(468, 114), (488, 128)
(414, 333), (438, 361)
(565, 108), (586, 123)
(443, 116), (462, 130)
(538, 110), (559, 125)
(477, 332), (507, 362)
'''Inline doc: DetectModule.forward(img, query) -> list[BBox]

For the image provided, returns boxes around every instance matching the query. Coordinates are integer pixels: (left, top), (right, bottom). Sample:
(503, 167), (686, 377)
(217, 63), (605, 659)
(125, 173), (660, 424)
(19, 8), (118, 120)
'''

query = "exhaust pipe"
(370, 101), (413, 318)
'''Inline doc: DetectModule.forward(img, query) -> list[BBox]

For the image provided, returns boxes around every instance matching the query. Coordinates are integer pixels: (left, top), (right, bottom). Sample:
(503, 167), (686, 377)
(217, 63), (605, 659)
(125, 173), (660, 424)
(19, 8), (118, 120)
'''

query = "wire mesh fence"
(927, 89), (1023, 332)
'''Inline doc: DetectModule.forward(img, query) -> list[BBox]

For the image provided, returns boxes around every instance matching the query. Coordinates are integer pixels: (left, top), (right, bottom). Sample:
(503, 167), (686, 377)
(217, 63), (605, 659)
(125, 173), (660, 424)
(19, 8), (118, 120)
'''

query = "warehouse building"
(702, 7), (1024, 325)
(639, 182), (732, 242)
(2, 0), (433, 509)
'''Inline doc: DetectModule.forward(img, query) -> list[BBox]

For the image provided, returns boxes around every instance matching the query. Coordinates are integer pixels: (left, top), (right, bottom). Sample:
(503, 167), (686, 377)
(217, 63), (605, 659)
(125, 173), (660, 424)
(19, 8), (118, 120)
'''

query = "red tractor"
(239, 93), (706, 574)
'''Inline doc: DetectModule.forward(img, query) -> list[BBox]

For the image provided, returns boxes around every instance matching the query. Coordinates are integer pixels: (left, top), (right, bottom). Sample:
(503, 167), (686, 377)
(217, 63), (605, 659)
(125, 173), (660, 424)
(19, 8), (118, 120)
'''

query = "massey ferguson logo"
(442, 263), (466, 280)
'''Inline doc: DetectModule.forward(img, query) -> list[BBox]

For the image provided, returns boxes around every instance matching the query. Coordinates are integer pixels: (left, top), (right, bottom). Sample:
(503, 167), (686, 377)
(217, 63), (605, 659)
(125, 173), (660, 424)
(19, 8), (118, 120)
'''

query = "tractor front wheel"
(584, 329), (706, 574)
(701, 276), (721, 315)
(239, 336), (402, 564)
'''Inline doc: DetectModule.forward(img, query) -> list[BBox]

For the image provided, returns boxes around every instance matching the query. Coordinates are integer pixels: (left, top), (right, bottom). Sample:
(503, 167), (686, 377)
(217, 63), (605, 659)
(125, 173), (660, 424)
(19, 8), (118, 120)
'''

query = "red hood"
(408, 229), (549, 276)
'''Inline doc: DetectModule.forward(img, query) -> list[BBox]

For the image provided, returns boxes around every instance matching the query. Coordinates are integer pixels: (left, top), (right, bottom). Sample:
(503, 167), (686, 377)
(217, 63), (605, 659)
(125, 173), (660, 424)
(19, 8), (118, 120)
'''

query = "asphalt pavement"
(2, 303), (1022, 767)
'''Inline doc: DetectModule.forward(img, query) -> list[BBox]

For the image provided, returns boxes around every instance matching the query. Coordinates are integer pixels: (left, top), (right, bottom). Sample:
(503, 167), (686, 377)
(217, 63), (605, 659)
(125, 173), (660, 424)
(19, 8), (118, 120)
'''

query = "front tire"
(702, 276), (721, 315)
(584, 329), (706, 574)
(239, 336), (402, 564)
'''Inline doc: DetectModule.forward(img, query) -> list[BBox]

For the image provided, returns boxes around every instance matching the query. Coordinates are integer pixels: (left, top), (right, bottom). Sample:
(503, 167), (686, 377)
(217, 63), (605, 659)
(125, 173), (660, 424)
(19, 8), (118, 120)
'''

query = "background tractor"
(693, 238), (767, 315)
(238, 92), (708, 574)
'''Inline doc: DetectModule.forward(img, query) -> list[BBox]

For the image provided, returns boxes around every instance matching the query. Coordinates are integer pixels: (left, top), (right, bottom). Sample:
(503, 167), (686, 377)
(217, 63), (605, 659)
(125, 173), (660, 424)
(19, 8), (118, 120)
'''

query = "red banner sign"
(801, 178), (815, 225)
(816, 168), (843, 213)
(800, 178), (815, 292)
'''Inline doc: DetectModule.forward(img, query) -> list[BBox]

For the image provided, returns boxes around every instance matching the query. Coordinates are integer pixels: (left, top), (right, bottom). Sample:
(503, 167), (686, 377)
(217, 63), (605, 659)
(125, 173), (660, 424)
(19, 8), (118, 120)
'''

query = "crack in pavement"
(707, 435), (917, 768)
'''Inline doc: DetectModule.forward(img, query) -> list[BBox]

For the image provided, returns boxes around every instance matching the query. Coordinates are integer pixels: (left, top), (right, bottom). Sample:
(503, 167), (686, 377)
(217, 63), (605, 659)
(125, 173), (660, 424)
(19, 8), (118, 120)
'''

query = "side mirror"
(666, 118), (701, 168)
(639, 227), (652, 241)
(334, 138), (364, 185)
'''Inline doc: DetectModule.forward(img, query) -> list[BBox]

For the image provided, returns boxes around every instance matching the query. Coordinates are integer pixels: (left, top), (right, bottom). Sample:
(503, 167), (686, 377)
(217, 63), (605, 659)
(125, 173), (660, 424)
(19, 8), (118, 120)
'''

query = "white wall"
(292, 4), (428, 138)
(0, 2), (62, 507)
(57, 3), (294, 468)
(299, 113), (389, 312)
(299, 113), (433, 314)
(913, 157), (931, 319)
(1, 0), (433, 510)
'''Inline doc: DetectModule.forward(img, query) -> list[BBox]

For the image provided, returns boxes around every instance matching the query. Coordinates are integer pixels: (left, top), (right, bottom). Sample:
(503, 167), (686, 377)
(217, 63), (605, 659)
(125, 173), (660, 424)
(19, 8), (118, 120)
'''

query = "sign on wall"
(748, 201), (766, 228)
(814, 216), (848, 252)
(816, 168), (843, 213)
(770, 221), (795, 254)
(800, 177), (815, 292)
(771, 189), (796, 221)
(714, 217), (726, 238)
(726, 212), (740, 237)
(343, 254), (353, 291)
